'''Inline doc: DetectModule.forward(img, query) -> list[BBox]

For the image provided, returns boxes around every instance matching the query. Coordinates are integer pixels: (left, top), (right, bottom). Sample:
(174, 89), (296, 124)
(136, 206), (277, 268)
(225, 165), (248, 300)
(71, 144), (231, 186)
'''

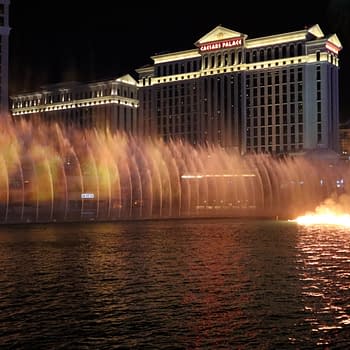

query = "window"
(267, 48), (272, 60)
(238, 51), (242, 64)
(290, 71), (295, 83)
(297, 70), (303, 81)
(224, 53), (229, 65)
(297, 43), (303, 56)
(282, 46), (287, 58)
(317, 68), (321, 81)
(260, 49), (265, 61)
(290, 45), (295, 57)
(252, 50), (257, 62)
(231, 52), (235, 65)
(274, 47), (279, 59)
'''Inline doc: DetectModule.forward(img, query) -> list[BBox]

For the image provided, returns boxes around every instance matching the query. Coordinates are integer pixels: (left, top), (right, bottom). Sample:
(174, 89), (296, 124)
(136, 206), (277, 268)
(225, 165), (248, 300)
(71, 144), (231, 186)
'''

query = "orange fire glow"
(294, 211), (350, 226)
(292, 194), (350, 226)
(292, 196), (350, 226)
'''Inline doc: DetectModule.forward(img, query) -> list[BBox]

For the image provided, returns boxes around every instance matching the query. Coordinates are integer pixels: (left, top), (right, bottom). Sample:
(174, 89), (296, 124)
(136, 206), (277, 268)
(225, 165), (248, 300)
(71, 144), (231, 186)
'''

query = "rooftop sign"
(199, 38), (242, 52)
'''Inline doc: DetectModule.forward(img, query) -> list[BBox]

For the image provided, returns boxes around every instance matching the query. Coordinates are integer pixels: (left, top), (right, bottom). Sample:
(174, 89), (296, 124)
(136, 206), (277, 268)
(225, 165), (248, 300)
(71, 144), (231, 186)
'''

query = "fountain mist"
(0, 119), (347, 223)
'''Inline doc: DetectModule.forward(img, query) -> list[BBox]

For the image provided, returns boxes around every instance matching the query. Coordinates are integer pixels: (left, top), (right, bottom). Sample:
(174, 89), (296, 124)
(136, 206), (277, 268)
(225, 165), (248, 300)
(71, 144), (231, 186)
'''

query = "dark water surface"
(0, 219), (350, 349)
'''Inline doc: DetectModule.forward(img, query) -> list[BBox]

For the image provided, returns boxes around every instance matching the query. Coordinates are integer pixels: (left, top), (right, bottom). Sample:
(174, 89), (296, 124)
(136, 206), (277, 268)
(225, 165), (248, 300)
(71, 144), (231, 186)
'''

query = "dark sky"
(8, 0), (350, 121)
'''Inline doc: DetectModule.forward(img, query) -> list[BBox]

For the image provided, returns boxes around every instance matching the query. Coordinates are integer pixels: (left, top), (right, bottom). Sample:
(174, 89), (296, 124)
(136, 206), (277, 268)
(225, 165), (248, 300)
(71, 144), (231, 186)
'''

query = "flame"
(291, 194), (350, 226)
(293, 208), (350, 226)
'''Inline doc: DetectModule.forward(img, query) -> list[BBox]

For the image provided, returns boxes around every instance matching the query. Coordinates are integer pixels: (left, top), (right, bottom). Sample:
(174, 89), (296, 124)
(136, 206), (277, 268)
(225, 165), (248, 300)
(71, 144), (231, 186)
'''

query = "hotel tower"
(137, 24), (342, 155)
(0, 0), (10, 115)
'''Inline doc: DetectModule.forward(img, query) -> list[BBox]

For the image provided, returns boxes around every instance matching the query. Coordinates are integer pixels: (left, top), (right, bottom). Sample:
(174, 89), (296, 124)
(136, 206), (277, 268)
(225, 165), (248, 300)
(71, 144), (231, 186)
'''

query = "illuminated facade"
(10, 24), (343, 155)
(0, 0), (10, 115)
(10, 75), (139, 132)
(137, 24), (342, 154)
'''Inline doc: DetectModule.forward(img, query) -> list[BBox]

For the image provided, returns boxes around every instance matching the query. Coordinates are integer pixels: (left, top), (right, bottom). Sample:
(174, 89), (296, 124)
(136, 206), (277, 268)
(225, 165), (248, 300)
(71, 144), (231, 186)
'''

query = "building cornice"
(148, 24), (329, 65)
(146, 52), (339, 86)
(12, 96), (139, 116)
(151, 49), (200, 64)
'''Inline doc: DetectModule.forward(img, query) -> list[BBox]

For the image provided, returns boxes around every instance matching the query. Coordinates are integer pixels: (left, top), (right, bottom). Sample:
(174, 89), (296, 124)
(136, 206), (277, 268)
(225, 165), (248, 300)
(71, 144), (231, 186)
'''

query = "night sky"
(8, 0), (350, 121)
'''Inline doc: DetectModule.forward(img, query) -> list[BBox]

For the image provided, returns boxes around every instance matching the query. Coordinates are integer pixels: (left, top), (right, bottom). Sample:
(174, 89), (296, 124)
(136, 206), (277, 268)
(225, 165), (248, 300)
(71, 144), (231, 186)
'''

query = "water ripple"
(0, 220), (350, 348)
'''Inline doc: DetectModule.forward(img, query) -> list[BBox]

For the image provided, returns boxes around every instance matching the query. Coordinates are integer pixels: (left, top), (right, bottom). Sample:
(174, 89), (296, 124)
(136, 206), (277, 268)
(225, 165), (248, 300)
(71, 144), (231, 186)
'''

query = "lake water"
(0, 218), (350, 349)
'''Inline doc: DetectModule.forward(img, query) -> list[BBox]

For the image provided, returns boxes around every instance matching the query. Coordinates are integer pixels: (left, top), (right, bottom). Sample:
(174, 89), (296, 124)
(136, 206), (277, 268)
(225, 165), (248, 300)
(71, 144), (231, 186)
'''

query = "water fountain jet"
(0, 119), (347, 223)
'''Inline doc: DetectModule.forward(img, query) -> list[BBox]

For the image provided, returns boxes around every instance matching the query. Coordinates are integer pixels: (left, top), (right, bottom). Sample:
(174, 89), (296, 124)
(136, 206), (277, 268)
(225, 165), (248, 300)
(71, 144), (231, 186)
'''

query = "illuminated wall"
(137, 24), (342, 155)
(10, 24), (343, 156)
(10, 75), (140, 134)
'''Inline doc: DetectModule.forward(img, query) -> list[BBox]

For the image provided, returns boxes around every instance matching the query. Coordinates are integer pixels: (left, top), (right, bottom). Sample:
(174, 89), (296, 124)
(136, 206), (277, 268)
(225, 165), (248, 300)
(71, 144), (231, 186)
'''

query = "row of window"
(156, 83), (197, 98)
(247, 137), (304, 146)
(247, 125), (304, 135)
(247, 94), (303, 106)
(246, 67), (303, 86)
(12, 88), (136, 109)
(248, 104), (303, 116)
(246, 43), (304, 64)
(247, 144), (304, 153)
(154, 70), (305, 104)
(156, 59), (200, 77)
(158, 125), (199, 133)
(155, 42), (307, 77)
(156, 106), (198, 116)
(248, 114), (303, 125)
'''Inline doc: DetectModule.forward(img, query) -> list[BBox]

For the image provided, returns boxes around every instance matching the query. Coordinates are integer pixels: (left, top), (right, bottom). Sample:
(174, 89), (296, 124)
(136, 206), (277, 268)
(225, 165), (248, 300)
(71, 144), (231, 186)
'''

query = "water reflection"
(0, 220), (350, 348)
(296, 225), (350, 347)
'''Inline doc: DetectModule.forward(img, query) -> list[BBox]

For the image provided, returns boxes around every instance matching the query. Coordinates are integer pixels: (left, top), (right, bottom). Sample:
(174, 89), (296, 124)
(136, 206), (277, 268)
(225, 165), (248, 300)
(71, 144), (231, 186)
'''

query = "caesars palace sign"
(199, 38), (242, 52)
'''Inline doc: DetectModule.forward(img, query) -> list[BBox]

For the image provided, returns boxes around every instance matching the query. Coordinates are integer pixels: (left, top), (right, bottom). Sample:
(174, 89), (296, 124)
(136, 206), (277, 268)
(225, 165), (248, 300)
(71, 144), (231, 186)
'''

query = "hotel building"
(137, 24), (342, 154)
(0, 0), (10, 115)
(10, 74), (139, 133)
(10, 24), (342, 155)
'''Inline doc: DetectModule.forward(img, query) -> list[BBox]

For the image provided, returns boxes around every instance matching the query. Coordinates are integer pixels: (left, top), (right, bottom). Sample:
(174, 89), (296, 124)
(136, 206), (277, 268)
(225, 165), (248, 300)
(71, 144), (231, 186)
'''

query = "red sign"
(199, 38), (242, 52)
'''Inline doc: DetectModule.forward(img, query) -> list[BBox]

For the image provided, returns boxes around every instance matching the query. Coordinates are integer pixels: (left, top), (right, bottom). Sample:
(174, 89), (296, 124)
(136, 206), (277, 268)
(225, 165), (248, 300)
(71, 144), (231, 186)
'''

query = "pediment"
(195, 25), (244, 46)
(116, 74), (137, 85)
(307, 24), (324, 39)
(327, 33), (342, 49)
